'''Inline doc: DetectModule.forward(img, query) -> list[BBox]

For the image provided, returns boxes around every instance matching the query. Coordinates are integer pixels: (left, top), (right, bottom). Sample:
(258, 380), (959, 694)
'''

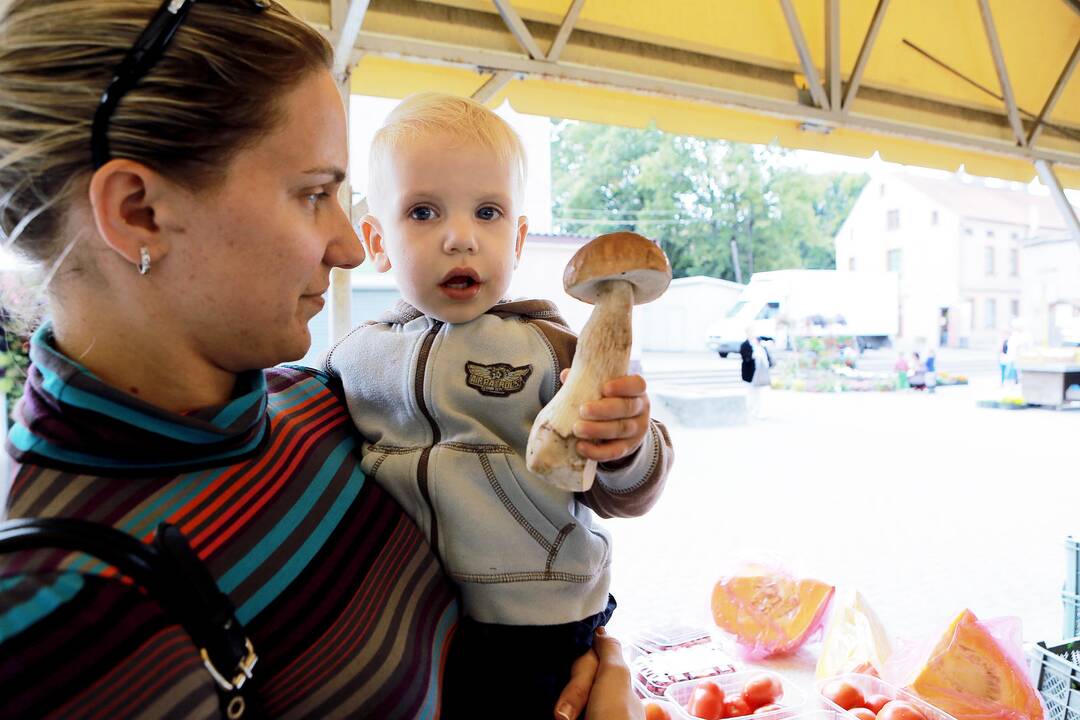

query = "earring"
(137, 247), (151, 275)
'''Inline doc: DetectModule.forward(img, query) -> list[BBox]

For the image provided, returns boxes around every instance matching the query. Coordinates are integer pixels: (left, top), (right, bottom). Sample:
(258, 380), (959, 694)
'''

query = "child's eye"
(476, 206), (502, 221)
(409, 205), (436, 221)
(306, 191), (330, 207)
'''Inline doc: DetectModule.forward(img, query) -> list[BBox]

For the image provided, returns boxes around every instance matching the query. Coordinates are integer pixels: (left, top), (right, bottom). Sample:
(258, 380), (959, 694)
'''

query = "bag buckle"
(201, 637), (258, 692)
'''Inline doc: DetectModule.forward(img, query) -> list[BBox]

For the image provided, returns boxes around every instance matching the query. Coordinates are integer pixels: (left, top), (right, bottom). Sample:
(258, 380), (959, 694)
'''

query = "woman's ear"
(360, 214), (392, 273)
(87, 159), (172, 271)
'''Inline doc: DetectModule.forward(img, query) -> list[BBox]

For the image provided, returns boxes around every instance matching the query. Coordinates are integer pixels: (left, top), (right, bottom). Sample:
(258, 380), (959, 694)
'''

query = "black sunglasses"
(90, 0), (272, 169)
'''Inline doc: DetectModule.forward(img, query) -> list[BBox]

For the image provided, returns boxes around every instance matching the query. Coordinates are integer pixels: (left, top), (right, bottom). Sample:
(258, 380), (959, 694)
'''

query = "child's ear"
(513, 215), (528, 268)
(360, 214), (391, 273)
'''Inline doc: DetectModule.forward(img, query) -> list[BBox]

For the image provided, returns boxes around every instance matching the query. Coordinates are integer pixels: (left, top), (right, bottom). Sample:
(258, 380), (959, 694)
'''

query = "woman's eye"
(410, 206), (436, 221)
(477, 206), (502, 221)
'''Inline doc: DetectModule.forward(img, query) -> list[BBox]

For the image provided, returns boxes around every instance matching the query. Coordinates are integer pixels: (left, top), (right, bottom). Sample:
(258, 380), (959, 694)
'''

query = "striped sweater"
(0, 324), (458, 719)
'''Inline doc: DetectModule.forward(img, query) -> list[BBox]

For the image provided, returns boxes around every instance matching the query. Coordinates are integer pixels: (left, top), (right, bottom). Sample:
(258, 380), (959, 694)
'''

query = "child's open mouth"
(439, 268), (482, 300)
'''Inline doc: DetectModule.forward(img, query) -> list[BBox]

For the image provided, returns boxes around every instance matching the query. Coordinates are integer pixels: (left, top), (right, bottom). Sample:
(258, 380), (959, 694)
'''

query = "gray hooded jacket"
(325, 299), (672, 625)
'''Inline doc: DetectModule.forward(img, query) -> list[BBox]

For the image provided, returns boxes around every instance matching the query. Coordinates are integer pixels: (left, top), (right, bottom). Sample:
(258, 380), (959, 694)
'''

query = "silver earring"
(137, 247), (151, 275)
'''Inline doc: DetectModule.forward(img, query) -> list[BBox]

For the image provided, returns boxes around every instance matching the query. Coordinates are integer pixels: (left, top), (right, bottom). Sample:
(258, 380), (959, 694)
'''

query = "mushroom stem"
(527, 279), (634, 491)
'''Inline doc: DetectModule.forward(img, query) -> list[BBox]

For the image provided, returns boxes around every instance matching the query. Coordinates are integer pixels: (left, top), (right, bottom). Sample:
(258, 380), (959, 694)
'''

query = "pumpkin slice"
(906, 609), (1043, 720)
(710, 572), (834, 658)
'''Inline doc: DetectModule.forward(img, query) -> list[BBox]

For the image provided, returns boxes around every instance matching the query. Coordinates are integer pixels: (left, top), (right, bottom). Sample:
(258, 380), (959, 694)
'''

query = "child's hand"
(559, 369), (651, 464)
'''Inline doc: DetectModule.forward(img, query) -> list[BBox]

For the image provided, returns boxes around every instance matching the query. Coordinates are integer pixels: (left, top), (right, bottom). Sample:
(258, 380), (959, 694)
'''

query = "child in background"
(324, 93), (674, 719)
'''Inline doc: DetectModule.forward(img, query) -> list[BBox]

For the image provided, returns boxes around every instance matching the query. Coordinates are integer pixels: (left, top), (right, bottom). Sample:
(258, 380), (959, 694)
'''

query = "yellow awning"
(284, 0), (1080, 188)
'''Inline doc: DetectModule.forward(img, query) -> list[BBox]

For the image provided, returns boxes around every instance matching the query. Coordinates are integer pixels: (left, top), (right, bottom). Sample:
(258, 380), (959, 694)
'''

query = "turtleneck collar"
(7, 323), (269, 474)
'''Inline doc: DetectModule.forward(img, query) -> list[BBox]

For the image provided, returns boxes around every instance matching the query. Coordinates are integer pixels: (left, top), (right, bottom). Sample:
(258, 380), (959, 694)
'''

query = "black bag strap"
(0, 518), (259, 719)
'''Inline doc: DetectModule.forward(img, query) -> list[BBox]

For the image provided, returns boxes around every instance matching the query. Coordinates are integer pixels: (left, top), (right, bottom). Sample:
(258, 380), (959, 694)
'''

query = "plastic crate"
(1031, 639), (1080, 720)
(1067, 537), (1080, 596)
(1064, 593), (1080, 640)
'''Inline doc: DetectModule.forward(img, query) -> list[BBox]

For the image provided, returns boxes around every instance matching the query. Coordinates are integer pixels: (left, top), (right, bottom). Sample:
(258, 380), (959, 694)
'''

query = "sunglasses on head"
(90, 0), (272, 169)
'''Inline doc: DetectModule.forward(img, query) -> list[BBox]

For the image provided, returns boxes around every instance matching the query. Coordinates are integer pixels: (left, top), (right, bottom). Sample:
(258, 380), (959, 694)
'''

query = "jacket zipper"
(414, 320), (443, 554)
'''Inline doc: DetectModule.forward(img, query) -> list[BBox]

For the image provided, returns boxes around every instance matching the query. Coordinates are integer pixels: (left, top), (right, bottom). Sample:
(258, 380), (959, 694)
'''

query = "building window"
(887, 248), (903, 273)
(880, 183), (886, 197)
(986, 230), (995, 238)
(985, 246), (995, 275)
(848, 257), (856, 271)
(1010, 232), (1020, 242)
(1011, 299), (1020, 318)
(1009, 248), (1019, 277)
(886, 210), (900, 231)
(963, 227), (973, 237)
(985, 298), (997, 329)
(931, 210), (939, 226)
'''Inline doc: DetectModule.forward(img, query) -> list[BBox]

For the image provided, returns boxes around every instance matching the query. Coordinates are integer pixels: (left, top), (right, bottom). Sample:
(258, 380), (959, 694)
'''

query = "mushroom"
(526, 231), (672, 491)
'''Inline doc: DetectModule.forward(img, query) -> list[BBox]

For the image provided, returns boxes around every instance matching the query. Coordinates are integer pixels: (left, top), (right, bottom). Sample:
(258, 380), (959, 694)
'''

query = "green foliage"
(551, 121), (868, 282)
(0, 314), (30, 421)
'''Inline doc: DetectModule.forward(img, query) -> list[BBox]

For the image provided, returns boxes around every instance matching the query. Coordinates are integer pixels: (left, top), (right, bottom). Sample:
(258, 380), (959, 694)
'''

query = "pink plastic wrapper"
(882, 611), (1046, 720)
(710, 564), (835, 660)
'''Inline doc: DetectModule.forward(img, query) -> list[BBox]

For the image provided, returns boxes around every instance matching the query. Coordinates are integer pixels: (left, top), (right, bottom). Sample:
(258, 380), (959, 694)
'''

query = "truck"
(705, 269), (900, 356)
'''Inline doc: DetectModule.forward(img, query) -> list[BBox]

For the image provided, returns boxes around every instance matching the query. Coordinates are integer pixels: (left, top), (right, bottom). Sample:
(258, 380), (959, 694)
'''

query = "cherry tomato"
(755, 704), (785, 714)
(877, 701), (928, 720)
(645, 702), (673, 720)
(822, 680), (865, 711)
(865, 694), (892, 714)
(723, 693), (753, 718)
(850, 708), (877, 720)
(687, 682), (726, 720)
(742, 673), (783, 709)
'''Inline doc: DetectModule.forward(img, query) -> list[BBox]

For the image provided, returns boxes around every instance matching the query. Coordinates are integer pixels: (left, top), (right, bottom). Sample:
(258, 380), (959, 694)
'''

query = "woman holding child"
(0, 1), (652, 718)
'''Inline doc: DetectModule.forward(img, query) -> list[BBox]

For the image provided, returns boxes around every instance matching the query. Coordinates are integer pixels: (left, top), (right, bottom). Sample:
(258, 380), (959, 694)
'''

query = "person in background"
(924, 347), (937, 394)
(909, 351), (926, 390)
(894, 352), (910, 390)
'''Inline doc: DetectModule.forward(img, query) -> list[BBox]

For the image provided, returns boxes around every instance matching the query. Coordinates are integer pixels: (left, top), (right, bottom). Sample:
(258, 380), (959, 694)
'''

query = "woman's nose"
(325, 203), (365, 269)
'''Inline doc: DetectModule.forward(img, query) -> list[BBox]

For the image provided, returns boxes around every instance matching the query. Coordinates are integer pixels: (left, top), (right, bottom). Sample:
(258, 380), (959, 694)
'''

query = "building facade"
(834, 173), (1075, 350)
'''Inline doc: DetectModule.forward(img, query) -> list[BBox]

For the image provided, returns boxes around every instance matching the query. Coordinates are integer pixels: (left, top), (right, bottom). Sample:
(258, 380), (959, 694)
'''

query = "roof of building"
(894, 174), (1078, 231)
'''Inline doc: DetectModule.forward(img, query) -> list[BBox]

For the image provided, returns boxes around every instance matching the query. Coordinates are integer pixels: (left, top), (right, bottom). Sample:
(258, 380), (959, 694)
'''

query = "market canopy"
(285, 0), (1080, 195)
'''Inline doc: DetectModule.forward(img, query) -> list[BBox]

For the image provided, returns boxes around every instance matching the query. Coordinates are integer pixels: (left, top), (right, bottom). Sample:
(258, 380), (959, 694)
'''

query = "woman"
(0, 2), (641, 718)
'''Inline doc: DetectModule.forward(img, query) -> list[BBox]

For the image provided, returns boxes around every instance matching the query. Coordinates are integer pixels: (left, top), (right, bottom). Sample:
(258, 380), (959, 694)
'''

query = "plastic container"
(628, 626), (738, 700)
(665, 670), (804, 720)
(630, 637), (738, 700)
(1030, 638), (1080, 720)
(818, 673), (957, 720)
(1063, 593), (1080, 640)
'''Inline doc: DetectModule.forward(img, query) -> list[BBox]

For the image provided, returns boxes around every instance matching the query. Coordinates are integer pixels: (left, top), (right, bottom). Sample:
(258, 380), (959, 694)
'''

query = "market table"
(1017, 365), (1080, 408)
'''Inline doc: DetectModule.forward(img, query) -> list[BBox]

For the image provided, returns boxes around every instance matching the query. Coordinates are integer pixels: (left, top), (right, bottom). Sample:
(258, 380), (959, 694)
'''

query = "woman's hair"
(0, 0), (333, 270)
(367, 92), (528, 212)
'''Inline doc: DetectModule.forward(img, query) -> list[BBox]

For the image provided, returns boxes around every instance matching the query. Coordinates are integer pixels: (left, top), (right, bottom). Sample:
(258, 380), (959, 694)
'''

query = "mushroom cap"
(563, 231), (672, 305)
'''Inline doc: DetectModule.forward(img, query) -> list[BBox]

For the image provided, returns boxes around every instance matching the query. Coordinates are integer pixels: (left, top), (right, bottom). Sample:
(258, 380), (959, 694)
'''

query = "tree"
(551, 120), (868, 282)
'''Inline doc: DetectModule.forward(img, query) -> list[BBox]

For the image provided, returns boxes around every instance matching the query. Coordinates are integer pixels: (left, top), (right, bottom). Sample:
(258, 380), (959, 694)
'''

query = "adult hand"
(553, 628), (644, 720)
(558, 370), (652, 464)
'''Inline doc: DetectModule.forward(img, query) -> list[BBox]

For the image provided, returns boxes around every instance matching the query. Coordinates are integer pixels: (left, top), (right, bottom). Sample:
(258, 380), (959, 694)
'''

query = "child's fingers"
(601, 375), (647, 398)
(576, 437), (643, 463)
(574, 415), (645, 441)
(579, 396), (648, 421)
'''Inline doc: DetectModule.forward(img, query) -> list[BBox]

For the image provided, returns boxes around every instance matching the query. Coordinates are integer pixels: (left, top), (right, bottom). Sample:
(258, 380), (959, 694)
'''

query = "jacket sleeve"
(581, 417), (673, 519)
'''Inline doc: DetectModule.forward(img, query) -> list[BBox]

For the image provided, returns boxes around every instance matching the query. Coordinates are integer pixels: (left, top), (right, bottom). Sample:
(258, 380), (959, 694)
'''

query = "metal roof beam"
(779, 0), (830, 110)
(1029, 40), (1080, 148)
(978, 0), (1026, 147)
(826, 0), (841, 115)
(491, 0), (546, 60)
(472, 70), (515, 104)
(843, 0), (889, 113)
(353, 31), (1080, 169)
(1034, 160), (1080, 249)
(547, 0), (586, 62)
(331, 0), (371, 79)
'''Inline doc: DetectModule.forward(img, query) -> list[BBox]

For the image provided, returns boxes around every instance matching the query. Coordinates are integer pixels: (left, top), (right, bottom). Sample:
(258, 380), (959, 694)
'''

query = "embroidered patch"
(465, 361), (533, 397)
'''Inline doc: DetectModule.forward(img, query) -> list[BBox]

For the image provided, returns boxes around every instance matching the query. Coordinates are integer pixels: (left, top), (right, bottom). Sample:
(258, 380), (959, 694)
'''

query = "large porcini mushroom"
(526, 231), (672, 491)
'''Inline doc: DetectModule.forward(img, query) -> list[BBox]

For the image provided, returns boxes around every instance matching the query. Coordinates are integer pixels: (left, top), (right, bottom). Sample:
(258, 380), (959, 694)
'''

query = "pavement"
(603, 352), (1080, 685)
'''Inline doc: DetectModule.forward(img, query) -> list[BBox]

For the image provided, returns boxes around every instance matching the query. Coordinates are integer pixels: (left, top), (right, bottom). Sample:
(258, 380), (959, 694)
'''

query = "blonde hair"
(0, 0), (332, 273)
(367, 92), (528, 211)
